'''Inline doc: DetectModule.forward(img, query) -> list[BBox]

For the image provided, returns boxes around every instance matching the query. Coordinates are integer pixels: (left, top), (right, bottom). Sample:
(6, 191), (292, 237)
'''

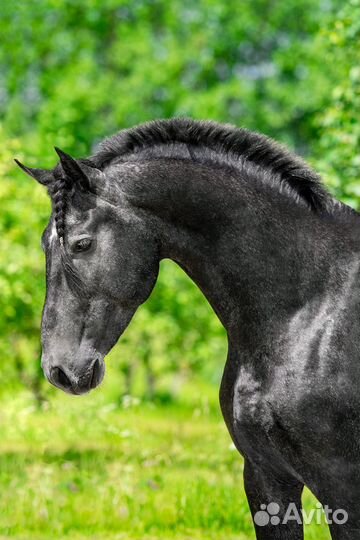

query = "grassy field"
(0, 385), (331, 540)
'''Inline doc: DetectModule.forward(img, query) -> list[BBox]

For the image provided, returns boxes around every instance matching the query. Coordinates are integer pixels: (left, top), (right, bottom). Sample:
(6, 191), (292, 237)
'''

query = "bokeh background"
(1, 1), (359, 539)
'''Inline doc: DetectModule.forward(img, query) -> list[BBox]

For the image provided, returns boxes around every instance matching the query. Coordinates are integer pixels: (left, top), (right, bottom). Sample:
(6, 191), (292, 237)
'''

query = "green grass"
(0, 387), (331, 540)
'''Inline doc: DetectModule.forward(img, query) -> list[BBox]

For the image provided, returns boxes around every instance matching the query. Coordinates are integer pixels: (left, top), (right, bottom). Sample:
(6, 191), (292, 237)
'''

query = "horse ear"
(14, 159), (52, 186)
(54, 147), (91, 192)
(54, 147), (104, 192)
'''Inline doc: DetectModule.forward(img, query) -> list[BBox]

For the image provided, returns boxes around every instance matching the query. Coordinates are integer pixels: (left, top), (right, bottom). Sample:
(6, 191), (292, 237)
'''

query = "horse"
(16, 118), (360, 539)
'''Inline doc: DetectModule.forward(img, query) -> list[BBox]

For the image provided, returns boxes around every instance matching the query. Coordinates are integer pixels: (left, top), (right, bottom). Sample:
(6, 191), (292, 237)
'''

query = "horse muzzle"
(42, 355), (105, 395)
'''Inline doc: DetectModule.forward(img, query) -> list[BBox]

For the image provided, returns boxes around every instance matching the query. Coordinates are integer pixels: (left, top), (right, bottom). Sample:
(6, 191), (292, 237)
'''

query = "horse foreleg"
(244, 459), (304, 540)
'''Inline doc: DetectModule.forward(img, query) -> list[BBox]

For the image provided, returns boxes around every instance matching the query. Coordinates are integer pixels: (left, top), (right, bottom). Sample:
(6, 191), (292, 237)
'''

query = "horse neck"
(118, 158), (356, 341)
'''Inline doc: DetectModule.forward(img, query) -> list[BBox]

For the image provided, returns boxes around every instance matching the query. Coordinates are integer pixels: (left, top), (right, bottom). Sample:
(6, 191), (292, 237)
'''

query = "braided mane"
(51, 167), (68, 242)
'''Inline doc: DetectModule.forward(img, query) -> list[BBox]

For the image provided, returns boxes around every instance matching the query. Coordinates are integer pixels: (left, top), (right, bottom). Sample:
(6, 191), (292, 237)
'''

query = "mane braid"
(51, 168), (89, 299)
(91, 118), (343, 213)
(51, 172), (67, 241)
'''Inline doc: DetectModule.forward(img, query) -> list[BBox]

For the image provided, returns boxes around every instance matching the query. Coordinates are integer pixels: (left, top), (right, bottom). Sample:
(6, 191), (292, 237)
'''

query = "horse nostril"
(52, 366), (71, 390)
(90, 359), (101, 389)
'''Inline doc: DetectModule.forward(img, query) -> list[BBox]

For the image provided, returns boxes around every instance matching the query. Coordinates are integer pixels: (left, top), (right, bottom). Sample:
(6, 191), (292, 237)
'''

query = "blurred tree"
(1, 0), (342, 154)
(0, 130), (49, 399)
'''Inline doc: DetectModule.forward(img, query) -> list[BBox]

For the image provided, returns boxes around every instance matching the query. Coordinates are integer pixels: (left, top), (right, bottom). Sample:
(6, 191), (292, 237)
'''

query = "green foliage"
(1, 0), (342, 153)
(0, 131), (49, 390)
(314, 0), (360, 207)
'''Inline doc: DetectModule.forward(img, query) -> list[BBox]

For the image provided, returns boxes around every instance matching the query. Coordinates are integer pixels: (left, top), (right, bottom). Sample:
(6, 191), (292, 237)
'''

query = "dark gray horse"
(16, 119), (360, 539)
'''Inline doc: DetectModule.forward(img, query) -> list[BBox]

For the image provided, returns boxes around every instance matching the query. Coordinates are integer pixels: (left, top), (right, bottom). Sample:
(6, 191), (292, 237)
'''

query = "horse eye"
(74, 238), (92, 252)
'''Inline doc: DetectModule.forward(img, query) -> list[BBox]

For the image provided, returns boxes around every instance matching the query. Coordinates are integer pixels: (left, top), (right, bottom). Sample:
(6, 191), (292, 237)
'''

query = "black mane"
(91, 118), (340, 213)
